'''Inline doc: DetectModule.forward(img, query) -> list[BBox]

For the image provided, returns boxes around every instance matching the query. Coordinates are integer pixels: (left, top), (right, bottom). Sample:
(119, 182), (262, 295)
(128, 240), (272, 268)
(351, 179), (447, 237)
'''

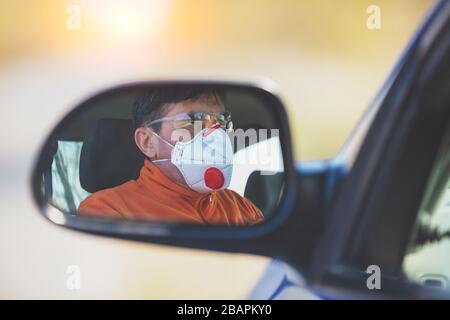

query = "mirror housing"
(31, 79), (306, 264)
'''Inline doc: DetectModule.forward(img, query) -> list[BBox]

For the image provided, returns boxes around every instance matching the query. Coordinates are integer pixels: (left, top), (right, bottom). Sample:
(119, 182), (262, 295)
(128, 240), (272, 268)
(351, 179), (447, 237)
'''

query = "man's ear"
(134, 127), (157, 159)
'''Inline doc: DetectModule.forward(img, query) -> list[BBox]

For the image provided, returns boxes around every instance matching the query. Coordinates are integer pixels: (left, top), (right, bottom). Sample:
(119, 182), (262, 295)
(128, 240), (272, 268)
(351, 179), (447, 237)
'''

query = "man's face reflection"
(136, 95), (225, 187)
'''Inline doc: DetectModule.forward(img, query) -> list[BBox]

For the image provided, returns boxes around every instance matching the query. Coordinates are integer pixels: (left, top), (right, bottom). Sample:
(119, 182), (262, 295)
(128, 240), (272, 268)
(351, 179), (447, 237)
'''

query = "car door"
(309, 0), (450, 299)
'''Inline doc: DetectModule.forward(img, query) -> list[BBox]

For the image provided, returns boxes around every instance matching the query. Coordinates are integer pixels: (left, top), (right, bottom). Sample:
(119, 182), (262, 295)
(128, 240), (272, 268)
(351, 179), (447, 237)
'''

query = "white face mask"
(152, 125), (233, 193)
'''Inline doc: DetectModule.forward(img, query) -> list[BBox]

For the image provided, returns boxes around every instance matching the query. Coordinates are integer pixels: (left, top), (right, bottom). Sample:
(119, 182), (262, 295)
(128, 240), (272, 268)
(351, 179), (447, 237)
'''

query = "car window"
(51, 140), (90, 213)
(403, 127), (450, 290)
(229, 136), (284, 216)
(229, 136), (284, 196)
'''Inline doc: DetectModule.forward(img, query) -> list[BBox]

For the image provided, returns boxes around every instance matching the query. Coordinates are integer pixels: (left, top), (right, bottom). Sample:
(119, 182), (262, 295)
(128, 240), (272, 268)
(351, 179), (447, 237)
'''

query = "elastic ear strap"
(150, 131), (173, 163)
(152, 131), (174, 149)
(152, 159), (170, 163)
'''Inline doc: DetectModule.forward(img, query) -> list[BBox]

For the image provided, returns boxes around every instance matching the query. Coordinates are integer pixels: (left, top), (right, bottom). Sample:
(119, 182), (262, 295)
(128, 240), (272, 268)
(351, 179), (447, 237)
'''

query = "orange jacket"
(78, 160), (263, 225)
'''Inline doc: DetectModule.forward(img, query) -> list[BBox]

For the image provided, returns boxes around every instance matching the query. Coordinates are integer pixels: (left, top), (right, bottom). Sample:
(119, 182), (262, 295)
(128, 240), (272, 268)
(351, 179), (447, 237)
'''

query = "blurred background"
(0, 0), (433, 298)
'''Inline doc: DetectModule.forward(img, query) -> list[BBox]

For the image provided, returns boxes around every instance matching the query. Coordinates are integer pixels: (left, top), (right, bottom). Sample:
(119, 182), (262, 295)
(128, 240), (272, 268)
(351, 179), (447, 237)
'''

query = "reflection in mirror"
(37, 84), (285, 226)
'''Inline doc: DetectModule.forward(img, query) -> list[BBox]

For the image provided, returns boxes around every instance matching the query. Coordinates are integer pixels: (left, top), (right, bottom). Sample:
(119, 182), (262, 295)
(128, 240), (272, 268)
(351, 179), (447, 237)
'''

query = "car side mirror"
(31, 80), (298, 257)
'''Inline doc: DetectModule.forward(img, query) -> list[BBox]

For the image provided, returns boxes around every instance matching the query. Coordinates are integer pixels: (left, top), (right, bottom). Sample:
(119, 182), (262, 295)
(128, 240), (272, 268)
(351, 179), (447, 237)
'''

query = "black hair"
(132, 86), (226, 132)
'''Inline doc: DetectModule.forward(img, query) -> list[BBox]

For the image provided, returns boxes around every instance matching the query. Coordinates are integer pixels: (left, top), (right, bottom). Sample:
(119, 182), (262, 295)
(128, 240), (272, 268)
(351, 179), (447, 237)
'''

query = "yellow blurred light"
(79, 0), (172, 44)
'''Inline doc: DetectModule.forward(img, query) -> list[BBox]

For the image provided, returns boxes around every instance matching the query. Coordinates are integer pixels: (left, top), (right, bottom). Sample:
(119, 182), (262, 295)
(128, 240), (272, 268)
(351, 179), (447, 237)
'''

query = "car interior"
(403, 124), (450, 289)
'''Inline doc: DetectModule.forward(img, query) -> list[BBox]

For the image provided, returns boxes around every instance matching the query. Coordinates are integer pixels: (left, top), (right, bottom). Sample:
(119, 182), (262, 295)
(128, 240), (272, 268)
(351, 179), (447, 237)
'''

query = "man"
(78, 87), (264, 226)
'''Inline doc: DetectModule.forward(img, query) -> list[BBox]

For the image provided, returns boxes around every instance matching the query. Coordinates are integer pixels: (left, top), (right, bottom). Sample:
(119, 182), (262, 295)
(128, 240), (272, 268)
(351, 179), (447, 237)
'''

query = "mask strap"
(150, 131), (173, 163)
(152, 159), (170, 163)
(152, 131), (175, 149)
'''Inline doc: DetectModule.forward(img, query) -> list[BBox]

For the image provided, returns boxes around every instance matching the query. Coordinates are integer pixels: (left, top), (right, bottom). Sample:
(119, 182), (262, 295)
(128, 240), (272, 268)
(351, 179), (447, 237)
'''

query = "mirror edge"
(30, 78), (299, 257)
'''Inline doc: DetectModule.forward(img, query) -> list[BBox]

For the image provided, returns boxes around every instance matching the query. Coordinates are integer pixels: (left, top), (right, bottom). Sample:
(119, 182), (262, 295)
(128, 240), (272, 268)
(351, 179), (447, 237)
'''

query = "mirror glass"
(35, 83), (286, 226)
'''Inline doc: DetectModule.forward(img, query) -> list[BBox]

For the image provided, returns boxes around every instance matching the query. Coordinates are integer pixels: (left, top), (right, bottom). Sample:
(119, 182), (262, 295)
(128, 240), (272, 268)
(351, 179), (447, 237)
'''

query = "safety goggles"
(144, 111), (233, 132)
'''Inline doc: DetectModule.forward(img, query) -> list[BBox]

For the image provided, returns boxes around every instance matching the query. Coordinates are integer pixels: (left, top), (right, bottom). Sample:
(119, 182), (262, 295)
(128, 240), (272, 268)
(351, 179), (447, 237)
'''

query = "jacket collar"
(137, 159), (213, 200)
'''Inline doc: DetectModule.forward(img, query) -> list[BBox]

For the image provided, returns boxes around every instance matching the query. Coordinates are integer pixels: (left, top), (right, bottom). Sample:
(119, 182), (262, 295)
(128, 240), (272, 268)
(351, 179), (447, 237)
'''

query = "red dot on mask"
(204, 167), (225, 190)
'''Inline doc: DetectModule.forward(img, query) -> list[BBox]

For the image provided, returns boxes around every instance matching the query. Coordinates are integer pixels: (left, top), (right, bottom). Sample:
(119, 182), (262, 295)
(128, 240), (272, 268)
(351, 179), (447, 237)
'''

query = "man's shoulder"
(219, 189), (257, 209)
(218, 189), (264, 224)
(78, 180), (137, 211)
(220, 188), (244, 200)
(84, 181), (134, 200)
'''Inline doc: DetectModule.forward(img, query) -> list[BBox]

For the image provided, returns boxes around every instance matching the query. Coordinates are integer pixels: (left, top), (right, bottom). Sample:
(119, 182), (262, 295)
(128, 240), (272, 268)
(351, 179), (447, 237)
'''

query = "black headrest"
(244, 171), (284, 217)
(80, 118), (145, 193)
